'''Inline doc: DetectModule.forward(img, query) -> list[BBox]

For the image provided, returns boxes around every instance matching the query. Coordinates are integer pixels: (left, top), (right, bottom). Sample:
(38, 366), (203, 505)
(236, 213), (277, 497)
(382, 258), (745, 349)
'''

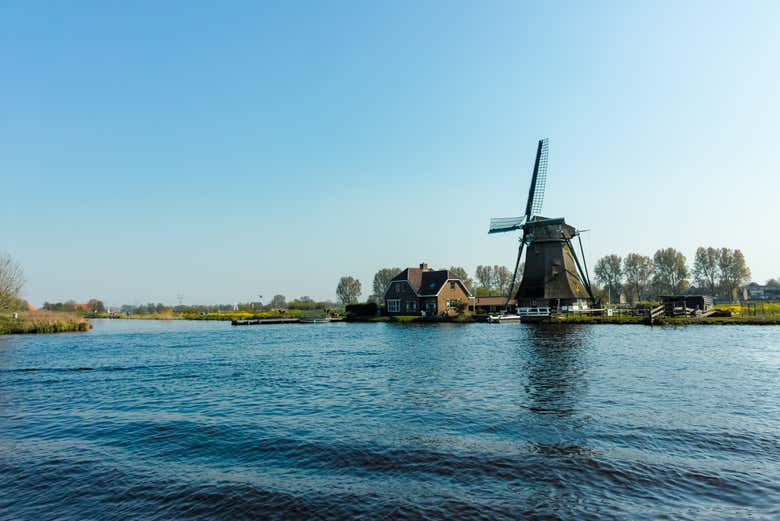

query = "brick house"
(383, 263), (473, 316)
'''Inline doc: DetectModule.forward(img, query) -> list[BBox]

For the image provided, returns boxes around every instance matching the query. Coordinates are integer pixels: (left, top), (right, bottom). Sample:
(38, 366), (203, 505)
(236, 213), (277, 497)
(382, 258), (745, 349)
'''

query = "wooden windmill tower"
(489, 139), (595, 311)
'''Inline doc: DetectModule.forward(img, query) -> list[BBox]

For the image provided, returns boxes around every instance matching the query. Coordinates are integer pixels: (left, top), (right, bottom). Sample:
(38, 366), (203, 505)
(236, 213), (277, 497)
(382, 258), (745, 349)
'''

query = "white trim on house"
(429, 278), (473, 298)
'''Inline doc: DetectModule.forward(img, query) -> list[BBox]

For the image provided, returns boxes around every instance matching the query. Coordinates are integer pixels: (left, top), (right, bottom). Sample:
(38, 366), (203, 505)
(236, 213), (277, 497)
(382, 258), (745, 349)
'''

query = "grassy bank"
(0, 311), (91, 334)
(553, 313), (780, 325)
(90, 309), (338, 321)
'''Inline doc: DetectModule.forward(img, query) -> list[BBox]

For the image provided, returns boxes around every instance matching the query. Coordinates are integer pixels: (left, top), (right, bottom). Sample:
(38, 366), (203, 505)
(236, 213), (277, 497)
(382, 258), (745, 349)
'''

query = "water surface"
(1, 320), (779, 519)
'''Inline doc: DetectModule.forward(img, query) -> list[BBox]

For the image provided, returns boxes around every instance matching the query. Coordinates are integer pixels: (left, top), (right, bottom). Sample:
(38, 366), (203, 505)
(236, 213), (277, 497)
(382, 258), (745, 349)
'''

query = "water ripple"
(1, 319), (779, 520)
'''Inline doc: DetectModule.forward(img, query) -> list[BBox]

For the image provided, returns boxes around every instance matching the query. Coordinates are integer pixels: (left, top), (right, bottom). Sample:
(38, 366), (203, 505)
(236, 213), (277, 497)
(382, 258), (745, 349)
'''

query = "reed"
(0, 311), (91, 334)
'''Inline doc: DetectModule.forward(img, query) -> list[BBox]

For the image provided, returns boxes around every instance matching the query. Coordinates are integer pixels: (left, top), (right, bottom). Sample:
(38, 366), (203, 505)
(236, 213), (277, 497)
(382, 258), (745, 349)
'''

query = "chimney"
(419, 262), (429, 271)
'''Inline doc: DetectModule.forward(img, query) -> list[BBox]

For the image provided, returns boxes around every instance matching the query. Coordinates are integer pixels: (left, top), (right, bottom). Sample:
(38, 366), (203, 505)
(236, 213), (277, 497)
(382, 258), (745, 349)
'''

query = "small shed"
(660, 295), (714, 315)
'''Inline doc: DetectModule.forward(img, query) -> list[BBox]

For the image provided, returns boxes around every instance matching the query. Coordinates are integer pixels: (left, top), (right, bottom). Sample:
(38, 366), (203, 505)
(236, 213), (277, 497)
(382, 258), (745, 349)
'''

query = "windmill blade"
(523, 138), (549, 220)
(488, 216), (525, 234)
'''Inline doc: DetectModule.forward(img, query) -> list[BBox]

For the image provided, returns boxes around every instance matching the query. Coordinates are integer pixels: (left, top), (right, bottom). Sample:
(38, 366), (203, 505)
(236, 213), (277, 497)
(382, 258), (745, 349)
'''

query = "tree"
(475, 265), (493, 289)
(767, 278), (780, 288)
(0, 253), (24, 312)
(594, 254), (623, 304)
(474, 265), (515, 295)
(717, 248), (750, 302)
(492, 265), (514, 295)
(86, 298), (106, 314)
(623, 253), (653, 302)
(288, 296), (318, 310)
(269, 294), (287, 308)
(371, 268), (401, 303)
(693, 247), (721, 297)
(652, 248), (689, 295)
(447, 266), (474, 293)
(336, 276), (361, 305)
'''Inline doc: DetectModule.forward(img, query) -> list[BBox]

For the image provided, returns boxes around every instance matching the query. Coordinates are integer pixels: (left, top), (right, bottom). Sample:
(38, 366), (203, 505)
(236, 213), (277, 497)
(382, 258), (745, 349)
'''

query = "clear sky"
(2, 1), (778, 306)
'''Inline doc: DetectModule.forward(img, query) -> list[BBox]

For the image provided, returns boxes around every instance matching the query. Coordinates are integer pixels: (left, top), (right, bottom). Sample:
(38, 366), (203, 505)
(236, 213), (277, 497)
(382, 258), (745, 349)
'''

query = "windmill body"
(515, 217), (591, 308)
(489, 139), (594, 312)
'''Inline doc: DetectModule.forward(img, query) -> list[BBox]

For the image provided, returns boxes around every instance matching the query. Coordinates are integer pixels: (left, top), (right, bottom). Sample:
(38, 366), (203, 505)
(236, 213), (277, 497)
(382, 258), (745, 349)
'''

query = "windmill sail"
(488, 216), (525, 234)
(523, 138), (548, 220)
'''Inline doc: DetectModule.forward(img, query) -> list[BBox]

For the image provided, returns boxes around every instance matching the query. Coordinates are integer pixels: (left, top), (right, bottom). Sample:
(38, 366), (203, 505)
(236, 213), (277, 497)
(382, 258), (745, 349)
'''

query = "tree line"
(43, 299), (106, 313)
(341, 248), (758, 308)
(331, 264), (524, 306)
(594, 247), (752, 303)
(1, 248), (771, 315)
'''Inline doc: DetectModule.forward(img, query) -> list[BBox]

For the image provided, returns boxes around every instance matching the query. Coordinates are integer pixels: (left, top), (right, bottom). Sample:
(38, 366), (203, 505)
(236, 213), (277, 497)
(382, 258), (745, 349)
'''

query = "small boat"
(488, 307), (551, 323)
(488, 314), (522, 323)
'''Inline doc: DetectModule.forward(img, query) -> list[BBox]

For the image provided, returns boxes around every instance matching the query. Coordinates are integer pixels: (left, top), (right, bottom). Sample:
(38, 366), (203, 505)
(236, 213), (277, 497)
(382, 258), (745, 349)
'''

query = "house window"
(425, 301), (437, 312)
(387, 299), (401, 313)
(450, 281), (455, 290)
(446, 299), (461, 309)
(396, 282), (404, 293)
(405, 301), (417, 312)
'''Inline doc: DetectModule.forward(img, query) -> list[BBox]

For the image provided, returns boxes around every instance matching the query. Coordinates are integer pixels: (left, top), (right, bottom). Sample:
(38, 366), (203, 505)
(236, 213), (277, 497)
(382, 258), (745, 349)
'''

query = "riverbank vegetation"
(594, 246), (755, 304)
(90, 307), (343, 322)
(0, 311), (91, 334)
(553, 302), (780, 325)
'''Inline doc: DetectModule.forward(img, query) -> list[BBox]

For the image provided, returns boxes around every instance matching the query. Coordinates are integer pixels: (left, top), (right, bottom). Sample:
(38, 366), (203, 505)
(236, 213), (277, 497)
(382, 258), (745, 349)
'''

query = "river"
(1, 319), (778, 519)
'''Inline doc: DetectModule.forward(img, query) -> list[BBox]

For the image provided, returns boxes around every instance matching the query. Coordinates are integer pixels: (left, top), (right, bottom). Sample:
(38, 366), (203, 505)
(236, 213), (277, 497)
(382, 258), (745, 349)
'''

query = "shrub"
(345, 302), (379, 318)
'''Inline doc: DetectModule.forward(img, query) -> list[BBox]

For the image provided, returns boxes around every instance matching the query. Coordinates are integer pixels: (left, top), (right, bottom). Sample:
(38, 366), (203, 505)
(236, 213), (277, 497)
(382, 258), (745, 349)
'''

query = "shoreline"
(86, 315), (780, 326)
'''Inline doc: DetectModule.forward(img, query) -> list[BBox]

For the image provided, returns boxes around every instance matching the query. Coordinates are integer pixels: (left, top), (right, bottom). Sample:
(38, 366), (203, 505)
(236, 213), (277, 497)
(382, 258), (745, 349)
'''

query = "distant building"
(745, 284), (780, 301)
(384, 263), (472, 316)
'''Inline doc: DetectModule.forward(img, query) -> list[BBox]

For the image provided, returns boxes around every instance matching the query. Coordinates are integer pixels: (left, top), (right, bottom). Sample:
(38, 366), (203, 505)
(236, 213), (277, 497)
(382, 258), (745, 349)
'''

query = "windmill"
(489, 139), (595, 311)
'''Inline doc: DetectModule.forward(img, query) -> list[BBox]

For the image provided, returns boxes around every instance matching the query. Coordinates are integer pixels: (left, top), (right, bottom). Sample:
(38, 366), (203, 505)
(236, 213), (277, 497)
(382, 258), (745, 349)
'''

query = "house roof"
(389, 267), (469, 297)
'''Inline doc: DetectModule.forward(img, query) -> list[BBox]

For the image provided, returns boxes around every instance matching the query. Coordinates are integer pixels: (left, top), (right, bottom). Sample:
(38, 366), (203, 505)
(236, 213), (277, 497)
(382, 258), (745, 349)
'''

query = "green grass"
(553, 312), (780, 325)
(391, 315), (421, 322)
(553, 314), (644, 324)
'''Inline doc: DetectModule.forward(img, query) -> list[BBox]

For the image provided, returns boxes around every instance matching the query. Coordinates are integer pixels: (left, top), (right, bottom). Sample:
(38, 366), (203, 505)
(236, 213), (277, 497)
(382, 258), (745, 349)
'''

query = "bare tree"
(0, 253), (24, 312)
(652, 248), (689, 295)
(594, 254), (623, 303)
(475, 265), (492, 290)
(492, 265), (514, 295)
(693, 247), (720, 296)
(623, 253), (653, 302)
(717, 248), (750, 302)
(336, 276), (362, 305)
(447, 266), (474, 293)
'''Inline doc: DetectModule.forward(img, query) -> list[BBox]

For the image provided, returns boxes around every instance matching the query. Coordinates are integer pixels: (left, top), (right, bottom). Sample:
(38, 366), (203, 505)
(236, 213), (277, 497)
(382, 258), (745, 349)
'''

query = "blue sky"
(2, 1), (778, 306)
